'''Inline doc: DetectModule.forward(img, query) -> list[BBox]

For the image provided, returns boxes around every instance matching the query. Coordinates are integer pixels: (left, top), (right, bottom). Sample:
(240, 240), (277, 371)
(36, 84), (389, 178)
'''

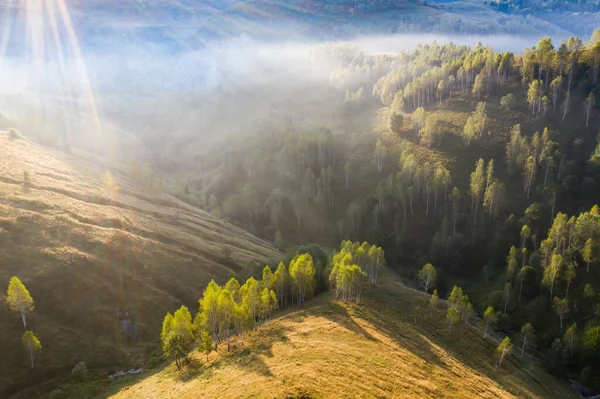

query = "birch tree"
(583, 284), (596, 308)
(503, 282), (512, 314)
(241, 277), (260, 329)
(506, 125), (522, 176)
(274, 262), (289, 307)
(563, 262), (576, 298)
(470, 159), (486, 228)
(562, 91), (571, 121)
(583, 238), (594, 273)
(523, 156), (536, 198)
(517, 265), (534, 302)
(495, 337), (513, 371)
(199, 280), (222, 344)
(527, 80), (541, 115)
(553, 296), (569, 332)
(543, 253), (563, 297)
(260, 288), (277, 321)
(289, 253), (316, 306)
(483, 180), (505, 218)
(418, 263), (437, 293)
(506, 246), (519, 282)
(22, 331), (41, 368)
(411, 107), (426, 133)
(446, 307), (460, 333)
(563, 322), (577, 357)
(463, 117), (477, 147)
(472, 73), (483, 99)
(519, 323), (535, 359)
(549, 76), (562, 110)
(375, 140), (386, 173)
(429, 289), (439, 314)
(198, 329), (213, 362)
(218, 289), (235, 351)
(7, 277), (34, 329)
(520, 225), (532, 249)
(483, 306), (497, 339)
(585, 92), (595, 127)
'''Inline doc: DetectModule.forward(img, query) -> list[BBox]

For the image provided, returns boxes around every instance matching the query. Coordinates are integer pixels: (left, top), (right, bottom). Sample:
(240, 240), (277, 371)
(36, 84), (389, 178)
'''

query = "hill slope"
(100, 271), (576, 399)
(0, 132), (280, 397)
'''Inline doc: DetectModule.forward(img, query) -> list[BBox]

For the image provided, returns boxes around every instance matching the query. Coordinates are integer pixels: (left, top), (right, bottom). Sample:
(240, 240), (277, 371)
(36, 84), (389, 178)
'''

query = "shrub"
(71, 361), (89, 381)
(389, 112), (404, 133)
(500, 93), (516, 110)
(583, 326), (600, 360)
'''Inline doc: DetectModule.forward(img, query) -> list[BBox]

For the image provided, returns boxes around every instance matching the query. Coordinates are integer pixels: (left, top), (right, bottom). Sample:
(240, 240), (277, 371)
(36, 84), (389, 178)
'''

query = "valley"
(1, 1), (600, 398)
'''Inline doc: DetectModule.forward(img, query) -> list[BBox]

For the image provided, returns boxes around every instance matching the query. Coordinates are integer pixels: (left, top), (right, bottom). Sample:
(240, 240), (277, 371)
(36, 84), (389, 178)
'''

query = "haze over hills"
(0, 0), (592, 55)
(1, 0), (600, 397)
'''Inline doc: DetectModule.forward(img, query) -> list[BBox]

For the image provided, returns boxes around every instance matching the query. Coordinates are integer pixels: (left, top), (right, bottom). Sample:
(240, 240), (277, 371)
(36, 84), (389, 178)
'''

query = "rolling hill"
(0, 131), (280, 397)
(61, 269), (578, 399)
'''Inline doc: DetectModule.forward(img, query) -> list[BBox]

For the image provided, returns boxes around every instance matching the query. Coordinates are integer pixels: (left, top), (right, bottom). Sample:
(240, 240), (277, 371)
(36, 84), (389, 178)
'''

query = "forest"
(150, 31), (600, 391)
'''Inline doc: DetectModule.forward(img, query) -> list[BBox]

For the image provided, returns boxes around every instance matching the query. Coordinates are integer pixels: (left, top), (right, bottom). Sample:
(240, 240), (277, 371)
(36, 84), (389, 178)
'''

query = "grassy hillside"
(80, 270), (577, 399)
(0, 132), (280, 397)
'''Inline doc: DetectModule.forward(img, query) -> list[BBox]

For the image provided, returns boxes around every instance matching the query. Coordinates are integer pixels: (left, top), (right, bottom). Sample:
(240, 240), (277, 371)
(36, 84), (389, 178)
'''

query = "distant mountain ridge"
(0, 0), (593, 54)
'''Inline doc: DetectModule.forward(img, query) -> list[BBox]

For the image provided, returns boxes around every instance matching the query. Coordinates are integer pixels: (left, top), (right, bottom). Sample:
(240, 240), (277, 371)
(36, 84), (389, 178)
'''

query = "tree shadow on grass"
(176, 357), (207, 382)
(203, 321), (297, 380)
(304, 299), (380, 342)
(356, 281), (576, 398)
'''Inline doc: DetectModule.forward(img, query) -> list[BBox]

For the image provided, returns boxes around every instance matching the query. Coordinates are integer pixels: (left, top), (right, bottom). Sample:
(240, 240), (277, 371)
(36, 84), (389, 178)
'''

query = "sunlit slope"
(0, 132), (280, 396)
(107, 271), (577, 399)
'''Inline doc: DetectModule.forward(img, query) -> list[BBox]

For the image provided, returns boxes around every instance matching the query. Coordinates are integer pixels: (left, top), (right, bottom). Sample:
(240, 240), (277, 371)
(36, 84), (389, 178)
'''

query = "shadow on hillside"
(357, 282), (567, 398)
(213, 325), (295, 378)
(209, 300), (383, 380)
(352, 291), (455, 371)
(305, 300), (379, 342)
(176, 358), (209, 382)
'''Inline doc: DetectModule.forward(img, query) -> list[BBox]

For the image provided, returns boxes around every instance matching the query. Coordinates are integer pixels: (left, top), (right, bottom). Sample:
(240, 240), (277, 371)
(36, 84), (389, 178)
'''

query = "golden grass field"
(104, 269), (577, 399)
(0, 132), (280, 397)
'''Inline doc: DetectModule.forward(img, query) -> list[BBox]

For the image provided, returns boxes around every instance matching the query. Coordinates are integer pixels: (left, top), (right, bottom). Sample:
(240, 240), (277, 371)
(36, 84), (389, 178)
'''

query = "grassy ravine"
(0, 132), (280, 397)
(98, 270), (576, 399)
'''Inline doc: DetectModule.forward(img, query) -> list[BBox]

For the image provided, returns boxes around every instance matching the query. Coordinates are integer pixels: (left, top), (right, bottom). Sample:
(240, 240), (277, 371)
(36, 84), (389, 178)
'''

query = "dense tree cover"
(329, 241), (384, 303)
(142, 34), (600, 388)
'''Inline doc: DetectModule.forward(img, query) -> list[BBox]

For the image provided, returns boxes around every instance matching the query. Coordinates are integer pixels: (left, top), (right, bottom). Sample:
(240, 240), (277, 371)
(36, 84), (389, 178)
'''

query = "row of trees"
(161, 242), (386, 369)
(160, 253), (318, 368)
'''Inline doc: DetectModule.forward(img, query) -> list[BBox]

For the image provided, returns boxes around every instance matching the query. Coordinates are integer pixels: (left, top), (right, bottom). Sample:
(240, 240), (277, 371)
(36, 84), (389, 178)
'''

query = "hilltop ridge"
(80, 270), (578, 399)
